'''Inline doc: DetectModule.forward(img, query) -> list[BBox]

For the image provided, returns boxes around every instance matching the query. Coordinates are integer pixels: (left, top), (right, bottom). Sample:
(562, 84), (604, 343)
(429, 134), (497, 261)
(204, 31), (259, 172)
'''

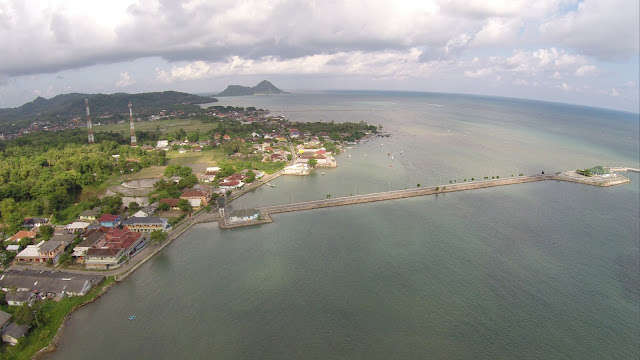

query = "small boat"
(129, 315), (136, 321)
(391, 156), (394, 160)
(389, 164), (394, 167)
(400, 151), (403, 154)
(321, 172), (326, 176)
(266, 183), (275, 188)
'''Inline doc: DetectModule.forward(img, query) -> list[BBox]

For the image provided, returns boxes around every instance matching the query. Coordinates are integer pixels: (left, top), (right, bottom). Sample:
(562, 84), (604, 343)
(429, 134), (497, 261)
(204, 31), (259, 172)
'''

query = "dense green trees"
(0, 129), (166, 230)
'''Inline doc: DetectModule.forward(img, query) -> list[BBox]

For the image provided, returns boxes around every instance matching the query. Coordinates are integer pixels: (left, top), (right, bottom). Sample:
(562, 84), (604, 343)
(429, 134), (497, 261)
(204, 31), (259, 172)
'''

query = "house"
(133, 203), (159, 218)
(72, 229), (108, 262)
(218, 180), (244, 190)
(5, 245), (20, 252)
(198, 173), (216, 183)
(23, 217), (48, 229)
(160, 198), (181, 210)
(0, 311), (10, 332)
(85, 248), (125, 269)
(98, 214), (121, 228)
(223, 134), (231, 140)
(14, 240), (64, 264)
(64, 221), (91, 233)
(180, 189), (209, 206)
(14, 241), (44, 263)
(79, 207), (101, 221)
(1, 322), (30, 345)
(5, 291), (35, 306)
(37, 240), (65, 264)
(49, 234), (76, 247)
(8, 231), (36, 243)
(84, 227), (145, 269)
(122, 217), (170, 233)
(0, 269), (104, 297)
(156, 140), (169, 148)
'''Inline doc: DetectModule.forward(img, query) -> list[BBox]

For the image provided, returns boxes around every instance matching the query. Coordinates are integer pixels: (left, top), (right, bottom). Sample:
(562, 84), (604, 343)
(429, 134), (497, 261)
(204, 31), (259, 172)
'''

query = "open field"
(92, 118), (218, 135)
(166, 150), (217, 166)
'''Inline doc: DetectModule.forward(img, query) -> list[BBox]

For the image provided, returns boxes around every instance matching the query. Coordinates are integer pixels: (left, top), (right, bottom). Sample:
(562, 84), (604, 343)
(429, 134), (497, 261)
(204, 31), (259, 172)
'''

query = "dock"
(202, 170), (632, 229)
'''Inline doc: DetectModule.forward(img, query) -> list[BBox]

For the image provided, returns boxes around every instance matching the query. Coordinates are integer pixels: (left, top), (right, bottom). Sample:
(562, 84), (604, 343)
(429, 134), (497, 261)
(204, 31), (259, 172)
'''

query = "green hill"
(217, 80), (288, 96)
(0, 91), (217, 130)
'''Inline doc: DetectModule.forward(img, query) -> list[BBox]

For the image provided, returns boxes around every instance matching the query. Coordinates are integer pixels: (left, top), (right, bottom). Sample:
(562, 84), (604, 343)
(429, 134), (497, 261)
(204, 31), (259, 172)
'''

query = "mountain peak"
(217, 81), (287, 97)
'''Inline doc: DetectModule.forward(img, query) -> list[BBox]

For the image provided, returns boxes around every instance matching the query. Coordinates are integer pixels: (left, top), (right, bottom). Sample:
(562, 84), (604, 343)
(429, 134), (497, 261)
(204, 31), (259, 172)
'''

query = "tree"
(128, 202), (140, 211)
(14, 304), (34, 326)
(308, 158), (318, 168)
(39, 225), (54, 240)
(59, 252), (72, 266)
(417, 183), (421, 187)
(158, 202), (170, 211)
(0, 198), (17, 223)
(150, 230), (168, 244)
(225, 190), (232, 197)
(177, 199), (192, 212)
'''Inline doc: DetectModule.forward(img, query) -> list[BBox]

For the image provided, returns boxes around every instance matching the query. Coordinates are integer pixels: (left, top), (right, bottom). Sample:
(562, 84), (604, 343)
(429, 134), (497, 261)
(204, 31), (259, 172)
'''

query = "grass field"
(92, 118), (218, 136)
(166, 150), (217, 166)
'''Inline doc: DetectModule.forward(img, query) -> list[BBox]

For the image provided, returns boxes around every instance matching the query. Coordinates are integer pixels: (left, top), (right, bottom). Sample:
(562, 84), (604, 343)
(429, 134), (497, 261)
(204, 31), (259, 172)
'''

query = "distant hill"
(0, 91), (217, 129)
(217, 80), (288, 96)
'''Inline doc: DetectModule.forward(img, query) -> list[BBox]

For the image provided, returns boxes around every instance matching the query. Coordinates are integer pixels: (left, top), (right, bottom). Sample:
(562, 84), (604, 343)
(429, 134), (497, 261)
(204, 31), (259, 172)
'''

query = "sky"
(0, 0), (638, 113)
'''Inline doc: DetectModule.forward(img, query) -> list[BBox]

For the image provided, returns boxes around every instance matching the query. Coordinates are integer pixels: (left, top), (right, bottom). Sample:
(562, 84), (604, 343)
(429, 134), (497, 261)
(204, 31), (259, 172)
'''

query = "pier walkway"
(213, 170), (630, 227)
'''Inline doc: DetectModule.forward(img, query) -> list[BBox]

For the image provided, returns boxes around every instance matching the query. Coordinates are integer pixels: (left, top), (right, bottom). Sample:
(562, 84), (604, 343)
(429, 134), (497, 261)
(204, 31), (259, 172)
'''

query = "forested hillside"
(0, 129), (166, 229)
(0, 91), (217, 130)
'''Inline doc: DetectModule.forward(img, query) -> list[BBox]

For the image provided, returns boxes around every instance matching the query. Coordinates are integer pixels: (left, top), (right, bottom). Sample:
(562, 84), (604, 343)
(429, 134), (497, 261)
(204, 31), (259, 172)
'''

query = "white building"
(283, 163), (310, 175)
(156, 140), (169, 148)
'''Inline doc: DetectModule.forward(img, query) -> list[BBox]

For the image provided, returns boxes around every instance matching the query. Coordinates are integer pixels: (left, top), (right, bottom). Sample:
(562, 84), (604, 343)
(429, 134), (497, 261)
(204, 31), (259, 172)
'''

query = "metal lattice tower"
(129, 102), (137, 147)
(85, 98), (94, 144)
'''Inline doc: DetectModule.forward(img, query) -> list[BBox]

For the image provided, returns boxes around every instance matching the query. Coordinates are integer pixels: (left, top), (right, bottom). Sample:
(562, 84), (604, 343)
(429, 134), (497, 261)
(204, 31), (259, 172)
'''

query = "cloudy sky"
(0, 0), (638, 112)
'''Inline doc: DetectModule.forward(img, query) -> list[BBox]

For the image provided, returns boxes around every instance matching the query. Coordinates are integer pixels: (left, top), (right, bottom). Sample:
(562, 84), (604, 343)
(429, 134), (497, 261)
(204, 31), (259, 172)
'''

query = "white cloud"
(540, 0), (639, 59)
(464, 68), (492, 78)
(157, 48), (431, 82)
(472, 17), (523, 46)
(574, 65), (596, 77)
(610, 88), (619, 97)
(115, 72), (134, 87)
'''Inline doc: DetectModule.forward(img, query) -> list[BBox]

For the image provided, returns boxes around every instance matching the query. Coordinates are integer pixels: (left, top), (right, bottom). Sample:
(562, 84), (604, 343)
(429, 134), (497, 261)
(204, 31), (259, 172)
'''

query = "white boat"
(321, 172), (326, 176)
(266, 183), (275, 188)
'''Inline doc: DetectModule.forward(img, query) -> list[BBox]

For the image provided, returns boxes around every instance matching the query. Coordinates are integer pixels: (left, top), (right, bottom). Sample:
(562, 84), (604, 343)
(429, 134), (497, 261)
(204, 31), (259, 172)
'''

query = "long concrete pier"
(210, 170), (631, 228)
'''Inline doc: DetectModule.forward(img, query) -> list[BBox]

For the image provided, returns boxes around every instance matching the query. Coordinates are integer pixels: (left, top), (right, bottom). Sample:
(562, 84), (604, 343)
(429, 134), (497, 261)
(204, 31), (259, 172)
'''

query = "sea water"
(47, 92), (639, 359)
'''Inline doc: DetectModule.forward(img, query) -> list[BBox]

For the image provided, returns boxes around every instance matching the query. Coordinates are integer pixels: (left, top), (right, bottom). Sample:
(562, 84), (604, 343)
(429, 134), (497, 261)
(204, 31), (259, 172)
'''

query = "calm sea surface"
(48, 92), (639, 359)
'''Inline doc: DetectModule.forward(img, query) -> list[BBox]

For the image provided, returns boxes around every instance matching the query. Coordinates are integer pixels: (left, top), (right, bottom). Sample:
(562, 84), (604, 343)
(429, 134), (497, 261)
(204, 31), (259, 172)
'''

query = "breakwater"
(211, 171), (630, 228)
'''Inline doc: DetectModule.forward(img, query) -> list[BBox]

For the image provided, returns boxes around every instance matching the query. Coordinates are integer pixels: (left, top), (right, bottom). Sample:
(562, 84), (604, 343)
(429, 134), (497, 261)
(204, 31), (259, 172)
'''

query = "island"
(216, 80), (288, 96)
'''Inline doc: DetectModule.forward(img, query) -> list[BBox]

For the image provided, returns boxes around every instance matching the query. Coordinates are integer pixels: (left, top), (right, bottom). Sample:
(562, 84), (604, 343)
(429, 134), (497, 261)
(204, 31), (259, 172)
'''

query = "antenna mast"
(129, 102), (137, 147)
(85, 98), (94, 144)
